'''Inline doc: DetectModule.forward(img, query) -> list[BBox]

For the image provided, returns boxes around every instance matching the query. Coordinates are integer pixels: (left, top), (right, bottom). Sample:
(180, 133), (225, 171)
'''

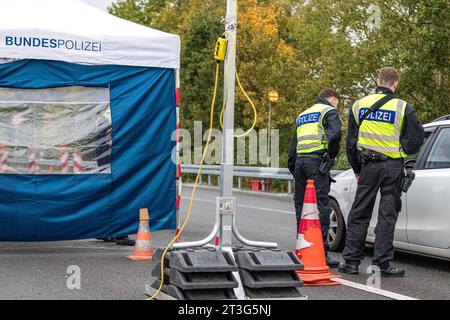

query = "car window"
(406, 130), (432, 165)
(424, 127), (450, 169)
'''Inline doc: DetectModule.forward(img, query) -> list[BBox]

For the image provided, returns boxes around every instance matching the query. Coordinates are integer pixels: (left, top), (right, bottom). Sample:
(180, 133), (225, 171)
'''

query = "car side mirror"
(404, 158), (416, 169)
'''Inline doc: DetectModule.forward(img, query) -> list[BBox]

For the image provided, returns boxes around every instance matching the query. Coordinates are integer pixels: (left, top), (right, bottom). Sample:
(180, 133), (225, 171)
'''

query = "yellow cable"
(219, 31), (234, 128)
(219, 32), (258, 138)
(220, 31), (235, 118)
(233, 70), (258, 138)
(146, 63), (221, 301)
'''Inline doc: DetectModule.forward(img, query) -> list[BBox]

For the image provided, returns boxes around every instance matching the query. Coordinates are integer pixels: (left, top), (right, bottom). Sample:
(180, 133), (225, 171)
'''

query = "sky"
(81, 0), (113, 11)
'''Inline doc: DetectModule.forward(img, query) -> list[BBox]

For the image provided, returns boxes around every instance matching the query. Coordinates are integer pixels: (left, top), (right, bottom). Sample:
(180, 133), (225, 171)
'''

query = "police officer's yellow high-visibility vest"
(352, 94), (407, 159)
(296, 103), (335, 154)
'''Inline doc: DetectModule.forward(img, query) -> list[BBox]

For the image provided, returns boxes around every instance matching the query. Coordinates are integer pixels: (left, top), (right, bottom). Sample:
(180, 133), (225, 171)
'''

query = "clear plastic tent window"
(0, 86), (112, 174)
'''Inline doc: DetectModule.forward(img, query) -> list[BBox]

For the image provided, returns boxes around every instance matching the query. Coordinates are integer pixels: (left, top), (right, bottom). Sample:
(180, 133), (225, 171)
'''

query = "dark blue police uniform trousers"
(343, 159), (403, 267)
(294, 156), (331, 250)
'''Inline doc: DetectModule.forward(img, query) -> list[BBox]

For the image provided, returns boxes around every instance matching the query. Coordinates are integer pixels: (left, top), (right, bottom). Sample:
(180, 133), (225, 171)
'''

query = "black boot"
(338, 262), (359, 275)
(378, 264), (405, 277)
(114, 236), (136, 246)
(96, 237), (115, 243)
(325, 251), (340, 268)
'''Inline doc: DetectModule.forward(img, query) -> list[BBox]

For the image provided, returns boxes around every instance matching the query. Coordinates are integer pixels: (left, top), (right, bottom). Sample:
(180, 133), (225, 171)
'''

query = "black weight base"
(150, 280), (236, 300)
(149, 247), (306, 300)
(239, 269), (303, 288)
(151, 263), (238, 290)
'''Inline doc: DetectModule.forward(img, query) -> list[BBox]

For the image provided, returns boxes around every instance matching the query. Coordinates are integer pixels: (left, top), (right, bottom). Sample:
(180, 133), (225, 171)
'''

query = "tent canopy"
(0, 0), (180, 69)
(0, 0), (179, 241)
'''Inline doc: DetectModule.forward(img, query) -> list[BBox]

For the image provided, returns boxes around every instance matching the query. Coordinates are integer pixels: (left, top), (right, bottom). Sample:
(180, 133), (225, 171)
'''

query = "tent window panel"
(0, 86), (112, 174)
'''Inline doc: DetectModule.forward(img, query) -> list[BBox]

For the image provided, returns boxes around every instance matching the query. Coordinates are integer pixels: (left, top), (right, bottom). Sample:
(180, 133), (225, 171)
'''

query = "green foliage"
(109, 0), (450, 169)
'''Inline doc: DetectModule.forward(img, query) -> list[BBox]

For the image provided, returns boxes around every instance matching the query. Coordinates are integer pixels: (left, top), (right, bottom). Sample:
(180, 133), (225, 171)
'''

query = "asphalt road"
(0, 186), (449, 300)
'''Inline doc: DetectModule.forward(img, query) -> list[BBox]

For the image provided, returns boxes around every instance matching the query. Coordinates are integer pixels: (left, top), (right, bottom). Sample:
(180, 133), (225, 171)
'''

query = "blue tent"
(0, 0), (181, 241)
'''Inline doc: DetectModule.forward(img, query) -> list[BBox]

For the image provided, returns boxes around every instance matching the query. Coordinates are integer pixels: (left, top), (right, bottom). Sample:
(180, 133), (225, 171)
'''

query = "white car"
(328, 116), (450, 260)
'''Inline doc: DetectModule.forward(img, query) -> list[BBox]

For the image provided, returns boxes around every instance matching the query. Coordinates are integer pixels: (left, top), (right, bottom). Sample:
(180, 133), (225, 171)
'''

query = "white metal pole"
(219, 0), (238, 250)
(174, 0), (276, 250)
(220, 0), (277, 249)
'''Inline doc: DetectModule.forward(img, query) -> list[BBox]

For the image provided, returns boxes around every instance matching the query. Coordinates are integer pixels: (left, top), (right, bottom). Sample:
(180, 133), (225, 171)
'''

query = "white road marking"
(332, 278), (418, 300)
(181, 196), (295, 215)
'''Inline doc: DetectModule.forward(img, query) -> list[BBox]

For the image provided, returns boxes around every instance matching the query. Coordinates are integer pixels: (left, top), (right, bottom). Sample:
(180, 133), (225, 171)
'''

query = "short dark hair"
(378, 67), (400, 86)
(319, 88), (341, 101)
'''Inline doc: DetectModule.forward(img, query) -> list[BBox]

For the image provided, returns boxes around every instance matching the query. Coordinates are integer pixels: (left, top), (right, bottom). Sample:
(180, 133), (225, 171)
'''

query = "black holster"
(319, 153), (336, 183)
(401, 169), (416, 193)
(360, 150), (389, 162)
(319, 153), (331, 175)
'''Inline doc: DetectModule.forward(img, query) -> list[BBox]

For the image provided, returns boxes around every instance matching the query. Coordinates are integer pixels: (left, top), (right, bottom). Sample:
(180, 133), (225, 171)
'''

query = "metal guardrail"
(3, 159), (342, 193)
(182, 165), (294, 180)
(182, 164), (342, 194)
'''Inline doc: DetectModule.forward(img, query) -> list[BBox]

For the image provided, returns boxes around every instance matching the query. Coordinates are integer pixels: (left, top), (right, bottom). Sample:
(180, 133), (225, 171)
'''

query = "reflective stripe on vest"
(296, 103), (334, 154)
(352, 94), (407, 159)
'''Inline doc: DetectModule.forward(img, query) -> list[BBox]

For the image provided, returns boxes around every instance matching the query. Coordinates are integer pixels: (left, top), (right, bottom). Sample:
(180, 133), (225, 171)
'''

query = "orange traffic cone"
(296, 180), (341, 286)
(128, 208), (153, 261)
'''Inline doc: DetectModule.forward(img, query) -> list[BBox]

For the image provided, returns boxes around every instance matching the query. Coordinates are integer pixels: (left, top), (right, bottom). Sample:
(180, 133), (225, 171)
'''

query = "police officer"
(289, 88), (342, 268)
(339, 67), (424, 277)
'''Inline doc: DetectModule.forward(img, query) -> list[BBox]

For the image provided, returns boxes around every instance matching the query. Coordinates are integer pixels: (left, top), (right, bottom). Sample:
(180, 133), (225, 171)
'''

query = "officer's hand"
(355, 174), (360, 181)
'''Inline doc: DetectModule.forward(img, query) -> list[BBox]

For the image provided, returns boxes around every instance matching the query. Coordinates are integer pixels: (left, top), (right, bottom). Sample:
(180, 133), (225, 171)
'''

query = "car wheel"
(328, 199), (346, 252)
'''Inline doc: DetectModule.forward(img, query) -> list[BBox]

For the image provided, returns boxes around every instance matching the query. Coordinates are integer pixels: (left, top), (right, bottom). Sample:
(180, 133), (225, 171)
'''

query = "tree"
(109, 0), (450, 168)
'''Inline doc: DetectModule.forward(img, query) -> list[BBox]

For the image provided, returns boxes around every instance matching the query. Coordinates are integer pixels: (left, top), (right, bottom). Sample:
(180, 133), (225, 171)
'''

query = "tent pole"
(175, 69), (182, 240)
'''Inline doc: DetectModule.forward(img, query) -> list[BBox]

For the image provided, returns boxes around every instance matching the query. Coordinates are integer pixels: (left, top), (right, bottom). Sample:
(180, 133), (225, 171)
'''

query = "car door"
(347, 173), (408, 242)
(366, 127), (437, 243)
(365, 188), (408, 242)
(406, 126), (450, 249)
